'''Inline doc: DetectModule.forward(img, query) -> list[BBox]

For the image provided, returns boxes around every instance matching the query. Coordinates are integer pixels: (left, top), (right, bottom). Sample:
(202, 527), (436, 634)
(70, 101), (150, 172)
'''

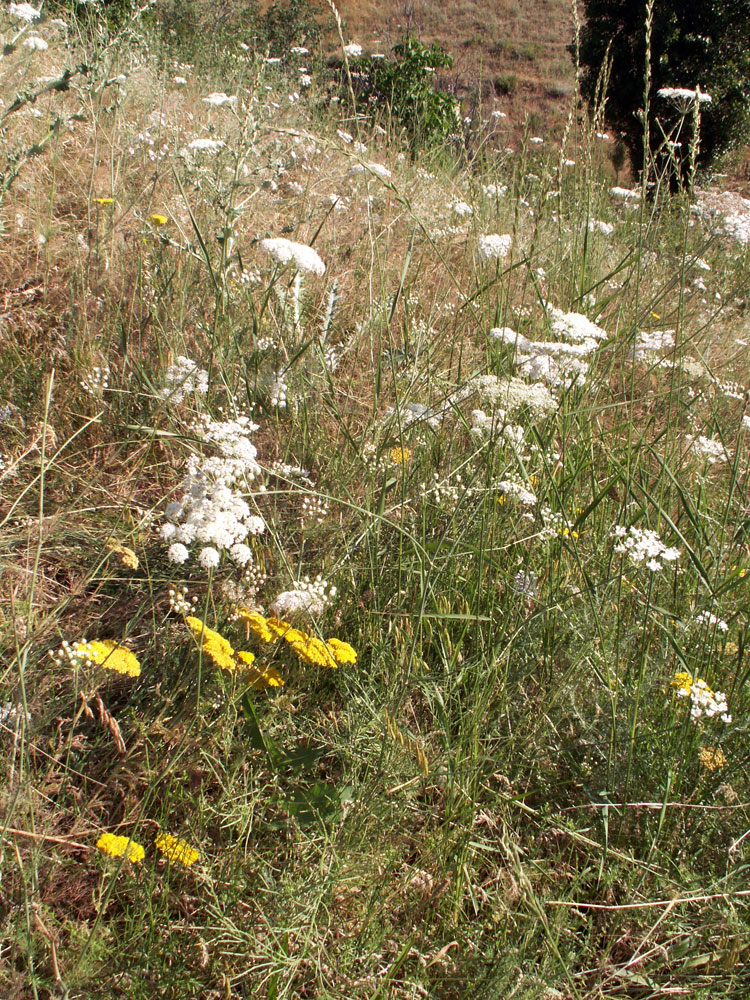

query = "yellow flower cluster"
(389, 446), (412, 465)
(107, 542), (139, 570)
(185, 616), (283, 687)
(237, 608), (357, 668)
(698, 745), (727, 772)
(69, 640), (141, 677)
(155, 832), (200, 867)
(92, 197), (114, 206)
(149, 213), (168, 225)
(672, 671), (693, 695)
(96, 832), (145, 863)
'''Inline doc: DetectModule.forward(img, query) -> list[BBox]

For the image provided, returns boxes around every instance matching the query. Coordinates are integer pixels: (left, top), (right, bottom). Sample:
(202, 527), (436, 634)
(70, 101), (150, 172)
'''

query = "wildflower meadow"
(1, 2), (749, 998)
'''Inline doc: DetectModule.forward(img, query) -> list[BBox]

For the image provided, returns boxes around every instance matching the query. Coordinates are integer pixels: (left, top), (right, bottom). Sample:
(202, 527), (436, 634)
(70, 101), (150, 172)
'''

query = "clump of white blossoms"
(492, 314), (606, 391)
(686, 434), (731, 464)
(160, 356), (208, 404)
(160, 415), (265, 568)
(270, 576), (336, 618)
(448, 200), (473, 217)
(269, 372), (288, 410)
(202, 92), (236, 107)
(9, 2), (40, 21)
(80, 365), (110, 397)
(22, 35), (47, 50)
(478, 234), (512, 260)
(348, 162), (392, 182)
(657, 86), (712, 104)
(471, 374), (558, 418)
(470, 409), (525, 448)
(612, 525), (680, 572)
(674, 675), (731, 725)
(693, 611), (729, 632)
(634, 329), (675, 360)
(548, 308), (608, 345)
(185, 138), (225, 153)
(301, 494), (329, 526)
(611, 186), (641, 202)
(587, 219), (614, 235)
(259, 237), (325, 276)
(343, 43), (363, 57)
(497, 478), (538, 506)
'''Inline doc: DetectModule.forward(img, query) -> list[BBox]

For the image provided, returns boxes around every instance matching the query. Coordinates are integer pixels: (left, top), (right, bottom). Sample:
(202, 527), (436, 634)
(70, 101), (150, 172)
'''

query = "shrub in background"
(576, 0), (750, 184)
(351, 37), (459, 151)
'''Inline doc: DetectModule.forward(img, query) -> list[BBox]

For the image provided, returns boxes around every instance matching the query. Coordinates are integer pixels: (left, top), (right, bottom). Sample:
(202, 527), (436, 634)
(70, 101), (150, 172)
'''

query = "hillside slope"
(335, 0), (576, 126)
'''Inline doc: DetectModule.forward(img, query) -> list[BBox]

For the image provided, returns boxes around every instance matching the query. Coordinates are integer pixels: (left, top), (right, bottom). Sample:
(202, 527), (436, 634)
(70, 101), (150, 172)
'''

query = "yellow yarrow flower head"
(292, 635), (338, 667)
(155, 832), (199, 867)
(58, 639), (141, 677)
(389, 446), (412, 465)
(93, 197), (115, 206)
(236, 651), (284, 688)
(107, 542), (139, 571)
(672, 671), (693, 695)
(266, 617), (294, 639)
(149, 213), (168, 225)
(186, 616), (237, 671)
(326, 637), (357, 665)
(698, 745), (727, 772)
(237, 608), (274, 643)
(96, 832), (145, 863)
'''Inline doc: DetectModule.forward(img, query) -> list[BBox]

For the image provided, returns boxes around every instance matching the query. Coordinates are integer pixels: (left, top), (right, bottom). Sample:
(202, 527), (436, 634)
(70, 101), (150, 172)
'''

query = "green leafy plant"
(352, 36), (459, 151)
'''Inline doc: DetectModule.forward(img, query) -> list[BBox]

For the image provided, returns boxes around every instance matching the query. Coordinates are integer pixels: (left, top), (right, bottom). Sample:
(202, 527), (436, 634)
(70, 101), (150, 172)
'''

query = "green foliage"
(257, 0), (321, 53)
(352, 37), (460, 151)
(496, 70), (518, 95)
(575, 0), (750, 184)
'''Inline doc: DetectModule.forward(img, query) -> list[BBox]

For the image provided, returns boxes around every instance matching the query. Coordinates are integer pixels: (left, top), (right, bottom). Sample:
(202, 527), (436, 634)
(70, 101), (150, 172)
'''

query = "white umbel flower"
(23, 36), (48, 50)
(186, 138), (225, 153)
(478, 234), (512, 260)
(168, 543), (190, 564)
(198, 546), (221, 569)
(658, 87), (712, 104)
(9, 3), (40, 21)
(202, 92), (236, 107)
(259, 237), (325, 275)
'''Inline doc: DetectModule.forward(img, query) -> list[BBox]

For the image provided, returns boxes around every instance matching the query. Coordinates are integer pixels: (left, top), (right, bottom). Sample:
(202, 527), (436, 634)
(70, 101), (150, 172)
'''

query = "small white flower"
(23, 36), (48, 51)
(478, 234), (512, 260)
(202, 92), (236, 107)
(173, 76), (188, 85)
(230, 543), (252, 565)
(168, 543), (190, 564)
(343, 43), (363, 58)
(198, 546), (221, 569)
(587, 219), (614, 235)
(186, 138), (225, 153)
(448, 200), (473, 217)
